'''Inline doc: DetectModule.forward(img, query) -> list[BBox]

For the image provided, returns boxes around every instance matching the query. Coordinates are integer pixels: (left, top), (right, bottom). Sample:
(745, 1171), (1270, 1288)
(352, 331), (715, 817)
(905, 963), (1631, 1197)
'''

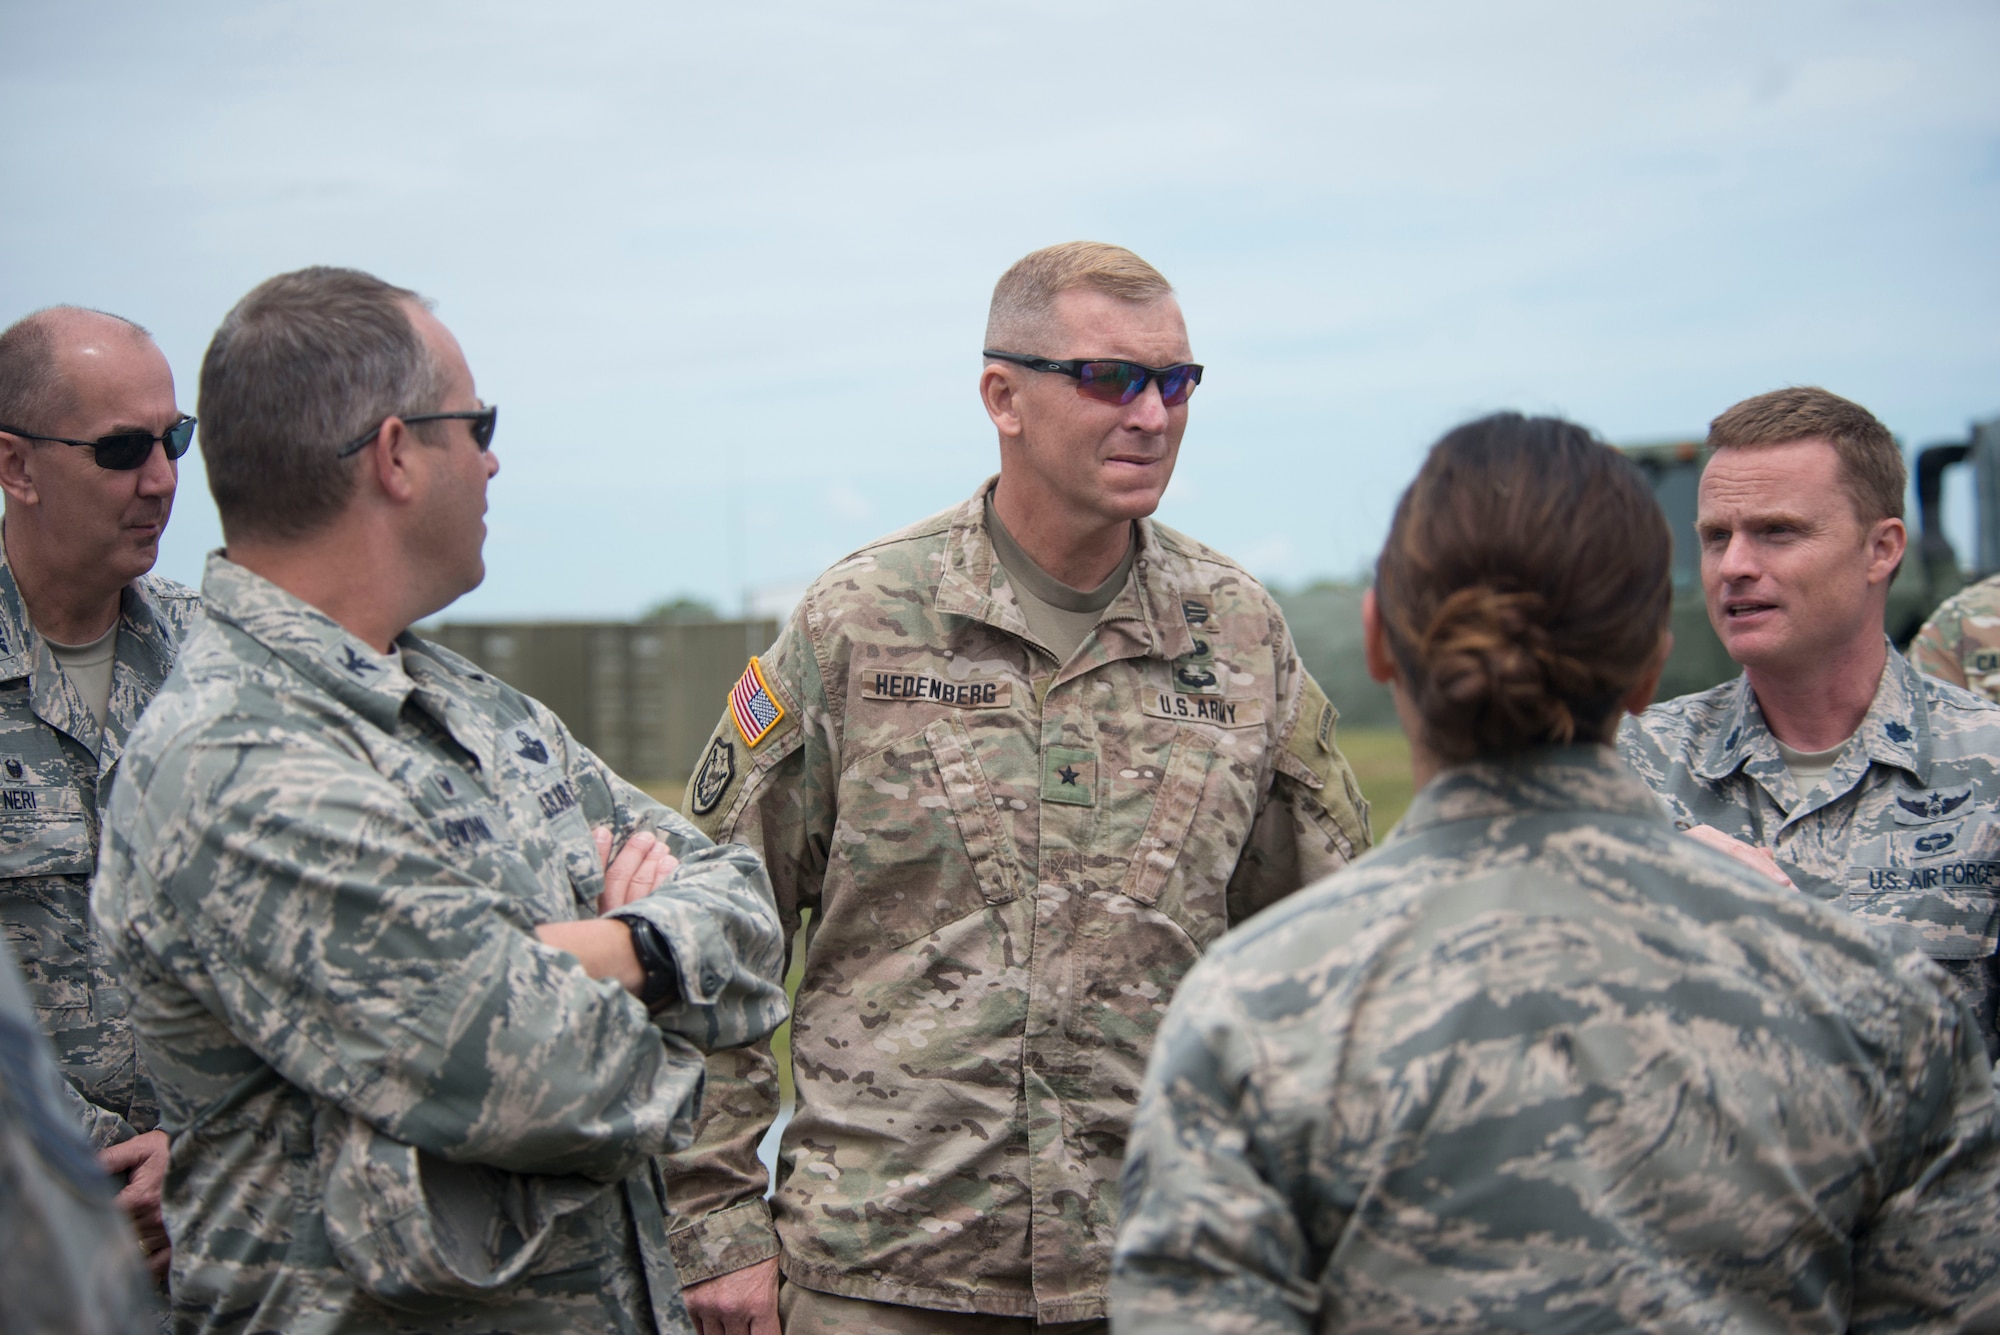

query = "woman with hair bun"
(1111, 413), (2000, 1333)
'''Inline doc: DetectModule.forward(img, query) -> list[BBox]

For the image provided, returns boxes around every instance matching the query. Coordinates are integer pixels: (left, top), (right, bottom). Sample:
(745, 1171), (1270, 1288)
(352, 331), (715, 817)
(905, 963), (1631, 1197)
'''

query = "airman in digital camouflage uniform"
(0, 306), (201, 1279)
(91, 267), (787, 1334)
(1910, 572), (2000, 701)
(1114, 414), (2000, 1333)
(0, 936), (155, 1335)
(1618, 387), (2000, 1058)
(671, 243), (1370, 1335)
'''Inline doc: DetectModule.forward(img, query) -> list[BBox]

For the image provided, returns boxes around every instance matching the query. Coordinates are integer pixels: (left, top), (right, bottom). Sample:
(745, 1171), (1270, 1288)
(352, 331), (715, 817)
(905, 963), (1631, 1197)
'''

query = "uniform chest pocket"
(0, 787), (93, 879)
(1847, 862), (2000, 961)
(1109, 724), (1267, 948)
(825, 718), (1020, 951)
(1121, 731), (1215, 910)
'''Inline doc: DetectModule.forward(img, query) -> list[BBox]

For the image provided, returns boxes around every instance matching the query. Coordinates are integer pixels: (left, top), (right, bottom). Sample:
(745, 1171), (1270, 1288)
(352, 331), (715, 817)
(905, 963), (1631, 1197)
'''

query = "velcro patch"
(729, 657), (786, 747)
(437, 811), (496, 850)
(1281, 673), (1341, 789)
(536, 780), (579, 820)
(860, 670), (1012, 709)
(1893, 788), (1973, 824)
(689, 737), (737, 816)
(0, 785), (81, 815)
(1142, 691), (1264, 729)
(1042, 747), (1096, 806)
(1170, 637), (1222, 695)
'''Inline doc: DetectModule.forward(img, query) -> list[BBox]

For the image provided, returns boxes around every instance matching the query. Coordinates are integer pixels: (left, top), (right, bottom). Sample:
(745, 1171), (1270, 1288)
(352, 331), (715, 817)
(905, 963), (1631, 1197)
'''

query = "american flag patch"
(729, 657), (786, 747)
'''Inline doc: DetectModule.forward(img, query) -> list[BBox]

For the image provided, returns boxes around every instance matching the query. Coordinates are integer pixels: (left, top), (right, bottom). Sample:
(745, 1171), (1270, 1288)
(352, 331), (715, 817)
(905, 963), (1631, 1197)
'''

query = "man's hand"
(595, 827), (679, 912)
(99, 1129), (171, 1278)
(538, 829), (680, 996)
(1684, 824), (1796, 889)
(684, 1256), (780, 1335)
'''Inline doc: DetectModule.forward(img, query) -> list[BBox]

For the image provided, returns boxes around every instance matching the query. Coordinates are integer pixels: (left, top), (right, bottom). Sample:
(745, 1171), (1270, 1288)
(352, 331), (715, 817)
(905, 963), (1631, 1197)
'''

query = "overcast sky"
(4, 0), (1996, 619)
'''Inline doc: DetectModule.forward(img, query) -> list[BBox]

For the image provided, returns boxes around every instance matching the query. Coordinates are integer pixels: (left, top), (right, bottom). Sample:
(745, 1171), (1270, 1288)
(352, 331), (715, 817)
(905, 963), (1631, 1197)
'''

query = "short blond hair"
(984, 241), (1174, 353)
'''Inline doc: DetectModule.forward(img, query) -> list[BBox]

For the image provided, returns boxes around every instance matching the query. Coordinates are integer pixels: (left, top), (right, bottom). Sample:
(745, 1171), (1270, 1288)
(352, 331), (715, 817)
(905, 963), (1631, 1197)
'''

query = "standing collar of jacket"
(1693, 639), (1930, 788)
(0, 527), (189, 762)
(199, 551), (420, 733)
(1395, 744), (1669, 841)
(931, 476), (1196, 662)
(0, 541), (35, 684)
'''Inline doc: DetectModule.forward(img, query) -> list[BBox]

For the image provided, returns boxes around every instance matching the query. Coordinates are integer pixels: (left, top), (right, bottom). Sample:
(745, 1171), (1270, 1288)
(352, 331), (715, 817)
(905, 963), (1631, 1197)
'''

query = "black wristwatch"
(621, 915), (682, 1012)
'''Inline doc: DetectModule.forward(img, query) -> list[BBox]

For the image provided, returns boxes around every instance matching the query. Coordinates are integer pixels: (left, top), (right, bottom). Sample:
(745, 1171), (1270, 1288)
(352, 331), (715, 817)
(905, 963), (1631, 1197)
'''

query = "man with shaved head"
(0, 305), (200, 1278)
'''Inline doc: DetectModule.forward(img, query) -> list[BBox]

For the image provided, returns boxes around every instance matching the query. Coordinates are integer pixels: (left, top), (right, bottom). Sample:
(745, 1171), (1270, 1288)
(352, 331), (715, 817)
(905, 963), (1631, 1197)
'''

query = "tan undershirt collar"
(44, 620), (118, 729)
(1774, 733), (1852, 793)
(984, 492), (1135, 664)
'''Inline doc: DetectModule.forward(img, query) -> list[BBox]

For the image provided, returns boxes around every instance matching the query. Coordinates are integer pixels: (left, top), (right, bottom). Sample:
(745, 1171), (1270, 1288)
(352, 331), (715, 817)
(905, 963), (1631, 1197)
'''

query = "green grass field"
(1340, 726), (1416, 840)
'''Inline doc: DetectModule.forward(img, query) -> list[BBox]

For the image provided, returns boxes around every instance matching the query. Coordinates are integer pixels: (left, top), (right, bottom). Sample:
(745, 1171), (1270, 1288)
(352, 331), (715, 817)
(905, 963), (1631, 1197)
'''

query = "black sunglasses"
(982, 351), (1204, 407)
(338, 405), (498, 458)
(0, 415), (196, 471)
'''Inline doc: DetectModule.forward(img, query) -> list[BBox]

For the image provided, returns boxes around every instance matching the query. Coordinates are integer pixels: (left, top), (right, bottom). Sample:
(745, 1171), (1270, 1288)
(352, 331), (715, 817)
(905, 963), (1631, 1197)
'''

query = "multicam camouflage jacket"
(1910, 572), (2000, 702)
(0, 937), (155, 1335)
(0, 542), (199, 1150)
(92, 554), (787, 1335)
(1111, 745), (2000, 1334)
(1619, 646), (2000, 1058)
(666, 481), (1372, 1321)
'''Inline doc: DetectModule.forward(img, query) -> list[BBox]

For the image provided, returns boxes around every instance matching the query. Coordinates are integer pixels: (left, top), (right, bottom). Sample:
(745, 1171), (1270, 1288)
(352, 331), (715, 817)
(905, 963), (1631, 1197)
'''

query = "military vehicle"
(1625, 414), (2000, 700)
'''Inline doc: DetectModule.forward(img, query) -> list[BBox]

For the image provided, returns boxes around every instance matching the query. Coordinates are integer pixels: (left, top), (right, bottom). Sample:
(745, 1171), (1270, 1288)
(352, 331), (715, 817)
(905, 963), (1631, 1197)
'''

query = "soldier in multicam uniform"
(0, 306), (202, 1280)
(1910, 572), (2000, 701)
(90, 267), (787, 1334)
(1112, 413), (2000, 1333)
(0, 937), (155, 1335)
(671, 243), (1371, 1335)
(1618, 387), (2000, 1058)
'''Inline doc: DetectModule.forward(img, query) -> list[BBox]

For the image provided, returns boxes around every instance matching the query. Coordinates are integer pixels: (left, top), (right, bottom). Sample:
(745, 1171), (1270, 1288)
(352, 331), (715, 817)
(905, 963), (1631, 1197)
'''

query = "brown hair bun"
(1376, 414), (1671, 763)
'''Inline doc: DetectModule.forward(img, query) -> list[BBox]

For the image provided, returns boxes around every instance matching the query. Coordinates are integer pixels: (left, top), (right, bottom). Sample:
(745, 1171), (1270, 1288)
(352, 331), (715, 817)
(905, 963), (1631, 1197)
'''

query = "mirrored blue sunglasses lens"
(1158, 366), (1199, 406)
(1075, 361), (1147, 405)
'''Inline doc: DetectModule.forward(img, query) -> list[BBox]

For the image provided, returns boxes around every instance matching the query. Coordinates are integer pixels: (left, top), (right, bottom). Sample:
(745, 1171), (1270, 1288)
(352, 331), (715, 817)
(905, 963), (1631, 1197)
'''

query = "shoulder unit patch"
(690, 737), (737, 815)
(729, 656), (787, 747)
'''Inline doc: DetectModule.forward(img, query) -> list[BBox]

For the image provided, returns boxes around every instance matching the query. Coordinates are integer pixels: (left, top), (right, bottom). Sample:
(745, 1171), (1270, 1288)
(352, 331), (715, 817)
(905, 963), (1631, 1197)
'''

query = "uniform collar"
(0, 531), (186, 765)
(199, 551), (419, 734)
(932, 476), (1196, 666)
(1396, 744), (1669, 839)
(0, 542), (31, 685)
(1694, 640), (1930, 791)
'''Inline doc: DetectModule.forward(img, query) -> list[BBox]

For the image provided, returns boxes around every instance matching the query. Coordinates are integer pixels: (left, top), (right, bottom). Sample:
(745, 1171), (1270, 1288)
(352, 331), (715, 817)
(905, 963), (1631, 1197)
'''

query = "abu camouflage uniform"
(0, 543), (199, 1150)
(91, 554), (787, 1335)
(1909, 571), (2000, 701)
(1619, 646), (2000, 1058)
(1111, 746), (2000, 1334)
(666, 482), (1371, 1322)
(0, 936), (155, 1335)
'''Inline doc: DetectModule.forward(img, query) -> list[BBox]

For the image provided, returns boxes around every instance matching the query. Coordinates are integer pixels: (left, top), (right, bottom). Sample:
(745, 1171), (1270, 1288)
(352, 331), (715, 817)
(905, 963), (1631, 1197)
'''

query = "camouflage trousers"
(778, 1283), (1107, 1335)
